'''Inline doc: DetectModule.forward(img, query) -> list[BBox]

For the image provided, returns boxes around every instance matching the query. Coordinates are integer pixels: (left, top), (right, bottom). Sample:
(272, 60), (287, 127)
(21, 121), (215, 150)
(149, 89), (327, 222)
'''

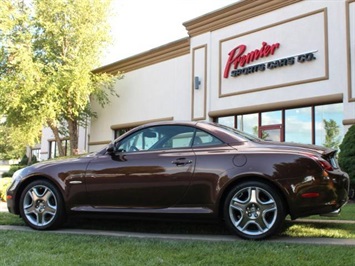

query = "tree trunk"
(67, 118), (79, 156)
(47, 119), (65, 157)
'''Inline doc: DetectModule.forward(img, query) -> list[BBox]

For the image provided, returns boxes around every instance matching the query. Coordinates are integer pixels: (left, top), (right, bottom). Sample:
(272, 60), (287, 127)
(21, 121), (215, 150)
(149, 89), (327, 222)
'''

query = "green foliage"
(0, 0), (122, 158)
(2, 155), (38, 178)
(0, 124), (28, 159)
(339, 125), (355, 185)
(30, 155), (38, 165)
(1, 165), (23, 178)
(0, 1), (44, 158)
(19, 155), (29, 166)
(252, 126), (269, 139)
(0, 178), (12, 201)
(323, 119), (341, 149)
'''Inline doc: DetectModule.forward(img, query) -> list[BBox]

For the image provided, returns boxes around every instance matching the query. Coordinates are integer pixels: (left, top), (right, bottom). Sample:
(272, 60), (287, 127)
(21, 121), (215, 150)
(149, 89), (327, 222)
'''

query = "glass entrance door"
(259, 124), (283, 141)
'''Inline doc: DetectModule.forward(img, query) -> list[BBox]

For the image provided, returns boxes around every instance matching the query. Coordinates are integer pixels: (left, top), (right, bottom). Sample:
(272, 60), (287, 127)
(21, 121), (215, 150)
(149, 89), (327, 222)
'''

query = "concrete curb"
(1, 225), (355, 246)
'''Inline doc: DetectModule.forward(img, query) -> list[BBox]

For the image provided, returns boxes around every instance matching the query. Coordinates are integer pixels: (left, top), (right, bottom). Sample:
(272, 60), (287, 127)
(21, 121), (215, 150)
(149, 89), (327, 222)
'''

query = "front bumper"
(6, 189), (18, 215)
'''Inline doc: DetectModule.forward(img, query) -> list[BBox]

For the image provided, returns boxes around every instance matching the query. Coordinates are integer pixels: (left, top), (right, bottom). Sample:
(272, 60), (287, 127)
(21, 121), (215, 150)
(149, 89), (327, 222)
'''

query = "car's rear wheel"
(19, 180), (65, 230)
(223, 181), (285, 240)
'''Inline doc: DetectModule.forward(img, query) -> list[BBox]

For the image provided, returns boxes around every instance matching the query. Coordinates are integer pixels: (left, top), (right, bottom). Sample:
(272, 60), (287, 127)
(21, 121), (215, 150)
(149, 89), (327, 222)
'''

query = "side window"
(162, 132), (194, 149)
(192, 129), (223, 147)
(117, 125), (196, 152)
(117, 128), (160, 152)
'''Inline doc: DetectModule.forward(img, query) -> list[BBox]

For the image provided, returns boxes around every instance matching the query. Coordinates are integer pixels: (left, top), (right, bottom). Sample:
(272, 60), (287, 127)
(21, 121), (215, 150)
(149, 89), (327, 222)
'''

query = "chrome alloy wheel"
(22, 184), (58, 227)
(228, 186), (278, 237)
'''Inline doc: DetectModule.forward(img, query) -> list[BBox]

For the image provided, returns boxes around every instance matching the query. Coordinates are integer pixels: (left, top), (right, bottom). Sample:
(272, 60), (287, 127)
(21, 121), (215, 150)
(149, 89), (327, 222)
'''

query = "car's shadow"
(64, 216), (231, 235)
(64, 215), (355, 238)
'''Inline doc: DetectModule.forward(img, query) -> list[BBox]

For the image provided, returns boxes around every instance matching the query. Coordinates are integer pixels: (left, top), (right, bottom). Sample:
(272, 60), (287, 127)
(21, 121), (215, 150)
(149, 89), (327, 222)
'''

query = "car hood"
(19, 155), (94, 177)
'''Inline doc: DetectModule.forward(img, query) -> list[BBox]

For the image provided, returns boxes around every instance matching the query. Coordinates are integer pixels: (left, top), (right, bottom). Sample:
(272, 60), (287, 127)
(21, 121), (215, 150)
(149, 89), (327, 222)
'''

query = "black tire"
(223, 181), (285, 240)
(19, 180), (66, 230)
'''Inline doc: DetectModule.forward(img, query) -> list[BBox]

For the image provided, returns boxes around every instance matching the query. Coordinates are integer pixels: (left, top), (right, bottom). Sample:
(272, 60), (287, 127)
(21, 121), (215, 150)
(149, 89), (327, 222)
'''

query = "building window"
(285, 107), (312, 144)
(31, 148), (41, 162)
(261, 110), (282, 126)
(218, 116), (235, 128)
(315, 103), (343, 148)
(216, 103), (343, 147)
(49, 139), (69, 159)
(237, 113), (258, 136)
(114, 128), (134, 139)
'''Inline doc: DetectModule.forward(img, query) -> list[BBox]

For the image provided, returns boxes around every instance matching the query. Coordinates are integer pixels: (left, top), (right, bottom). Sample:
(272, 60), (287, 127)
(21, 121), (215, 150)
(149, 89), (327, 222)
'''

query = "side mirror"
(106, 142), (126, 155)
(106, 143), (115, 155)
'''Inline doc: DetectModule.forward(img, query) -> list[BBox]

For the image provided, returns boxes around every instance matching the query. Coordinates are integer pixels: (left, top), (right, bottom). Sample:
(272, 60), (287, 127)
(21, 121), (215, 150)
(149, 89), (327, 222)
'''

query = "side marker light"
(301, 192), (320, 198)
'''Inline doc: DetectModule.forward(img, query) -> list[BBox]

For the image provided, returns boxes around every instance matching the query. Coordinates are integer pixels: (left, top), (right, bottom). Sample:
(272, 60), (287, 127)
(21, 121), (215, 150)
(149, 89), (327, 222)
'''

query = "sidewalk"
(0, 201), (7, 212)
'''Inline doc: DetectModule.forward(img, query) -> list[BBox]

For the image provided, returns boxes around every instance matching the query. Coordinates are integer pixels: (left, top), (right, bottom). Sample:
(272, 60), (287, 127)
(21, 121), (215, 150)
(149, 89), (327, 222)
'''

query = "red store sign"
(223, 41), (316, 79)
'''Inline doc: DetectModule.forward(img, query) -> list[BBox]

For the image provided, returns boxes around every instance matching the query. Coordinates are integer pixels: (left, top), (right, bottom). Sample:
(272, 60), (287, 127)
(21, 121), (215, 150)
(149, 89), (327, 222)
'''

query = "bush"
(2, 154), (38, 178)
(0, 178), (12, 202)
(339, 125), (355, 189)
(30, 155), (38, 165)
(2, 165), (23, 178)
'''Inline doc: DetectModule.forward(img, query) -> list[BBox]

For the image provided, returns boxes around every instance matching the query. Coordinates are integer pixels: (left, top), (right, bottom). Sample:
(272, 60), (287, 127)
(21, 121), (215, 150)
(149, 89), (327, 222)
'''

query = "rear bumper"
(320, 208), (341, 217)
(287, 170), (349, 219)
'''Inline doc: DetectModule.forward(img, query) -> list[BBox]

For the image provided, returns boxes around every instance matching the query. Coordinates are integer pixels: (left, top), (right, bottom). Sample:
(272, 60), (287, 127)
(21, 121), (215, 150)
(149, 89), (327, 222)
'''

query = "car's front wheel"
(19, 180), (65, 230)
(223, 181), (285, 240)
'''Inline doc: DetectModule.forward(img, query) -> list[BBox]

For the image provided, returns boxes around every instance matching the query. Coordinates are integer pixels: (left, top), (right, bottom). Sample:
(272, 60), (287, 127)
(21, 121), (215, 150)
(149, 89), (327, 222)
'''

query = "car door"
(85, 125), (196, 208)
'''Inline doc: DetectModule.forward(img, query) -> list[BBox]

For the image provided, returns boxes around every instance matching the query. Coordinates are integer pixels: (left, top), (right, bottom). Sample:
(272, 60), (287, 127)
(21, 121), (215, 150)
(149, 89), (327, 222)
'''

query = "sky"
(101, 0), (237, 65)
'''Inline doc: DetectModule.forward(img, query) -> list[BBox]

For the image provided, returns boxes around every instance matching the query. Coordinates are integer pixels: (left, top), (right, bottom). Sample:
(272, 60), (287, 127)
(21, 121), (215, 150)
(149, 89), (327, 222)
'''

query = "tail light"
(308, 155), (334, 171)
(315, 158), (334, 171)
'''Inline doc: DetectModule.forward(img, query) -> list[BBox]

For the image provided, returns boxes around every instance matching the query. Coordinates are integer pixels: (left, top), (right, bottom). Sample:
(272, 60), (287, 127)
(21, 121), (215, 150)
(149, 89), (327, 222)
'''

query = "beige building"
(41, 0), (355, 157)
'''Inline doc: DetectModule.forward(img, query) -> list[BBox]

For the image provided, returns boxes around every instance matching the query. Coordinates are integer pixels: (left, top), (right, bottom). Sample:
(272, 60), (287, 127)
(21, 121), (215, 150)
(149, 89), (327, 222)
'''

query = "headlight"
(7, 168), (24, 192)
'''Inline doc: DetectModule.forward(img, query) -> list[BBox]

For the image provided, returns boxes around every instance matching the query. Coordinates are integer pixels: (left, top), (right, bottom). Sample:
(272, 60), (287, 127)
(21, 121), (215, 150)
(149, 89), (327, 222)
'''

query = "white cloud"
(102, 0), (237, 65)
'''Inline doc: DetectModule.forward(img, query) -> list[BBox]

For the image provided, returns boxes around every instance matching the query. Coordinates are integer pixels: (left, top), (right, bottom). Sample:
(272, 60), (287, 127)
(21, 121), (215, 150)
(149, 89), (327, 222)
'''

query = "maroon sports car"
(7, 121), (349, 240)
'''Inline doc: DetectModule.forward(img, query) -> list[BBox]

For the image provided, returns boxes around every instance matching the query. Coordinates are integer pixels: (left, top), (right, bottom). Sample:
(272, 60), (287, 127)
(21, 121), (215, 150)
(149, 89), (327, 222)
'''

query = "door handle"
(172, 158), (193, 166)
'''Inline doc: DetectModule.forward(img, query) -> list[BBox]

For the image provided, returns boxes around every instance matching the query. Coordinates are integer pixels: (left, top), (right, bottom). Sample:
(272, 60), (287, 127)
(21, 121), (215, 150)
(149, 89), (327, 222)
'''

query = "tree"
(0, 0), (121, 158)
(0, 0), (46, 157)
(322, 119), (341, 149)
(253, 126), (269, 140)
(339, 125), (355, 186)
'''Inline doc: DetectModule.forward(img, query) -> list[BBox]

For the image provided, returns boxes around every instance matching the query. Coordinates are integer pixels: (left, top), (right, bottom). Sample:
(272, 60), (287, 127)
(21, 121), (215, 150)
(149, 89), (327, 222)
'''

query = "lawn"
(0, 230), (355, 266)
(283, 202), (355, 238)
(0, 203), (354, 265)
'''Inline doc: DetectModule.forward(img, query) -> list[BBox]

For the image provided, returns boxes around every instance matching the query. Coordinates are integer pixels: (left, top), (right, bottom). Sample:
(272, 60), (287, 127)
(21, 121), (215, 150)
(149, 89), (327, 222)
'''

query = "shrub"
(2, 165), (23, 178)
(0, 178), (12, 202)
(338, 125), (355, 190)
(2, 154), (39, 178)
(19, 154), (29, 166)
(30, 155), (38, 165)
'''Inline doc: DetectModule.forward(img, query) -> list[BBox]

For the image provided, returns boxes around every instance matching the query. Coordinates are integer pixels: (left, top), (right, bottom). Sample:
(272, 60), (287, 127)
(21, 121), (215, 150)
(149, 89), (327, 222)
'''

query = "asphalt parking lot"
(1, 201), (355, 246)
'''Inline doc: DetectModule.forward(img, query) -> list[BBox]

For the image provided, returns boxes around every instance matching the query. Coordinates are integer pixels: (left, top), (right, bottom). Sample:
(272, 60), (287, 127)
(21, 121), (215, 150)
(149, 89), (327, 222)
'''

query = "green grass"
(0, 212), (25, 226)
(281, 202), (355, 238)
(0, 204), (355, 265)
(0, 231), (355, 266)
(283, 220), (355, 238)
(300, 202), (355, 221)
